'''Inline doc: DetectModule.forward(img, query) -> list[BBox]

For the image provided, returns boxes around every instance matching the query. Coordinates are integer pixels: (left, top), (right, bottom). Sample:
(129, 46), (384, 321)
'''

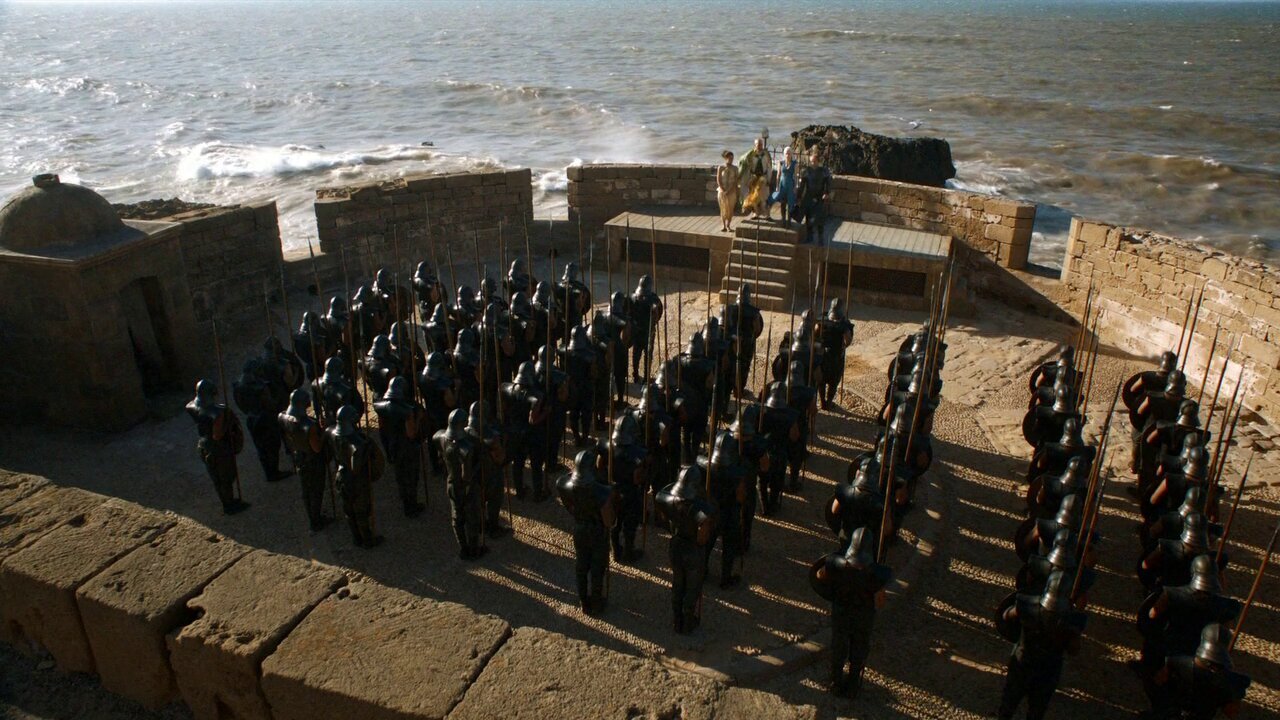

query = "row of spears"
(809, 255), (954, 697)
(991, 279), (1277, 720)
(185, 205), (877, 638)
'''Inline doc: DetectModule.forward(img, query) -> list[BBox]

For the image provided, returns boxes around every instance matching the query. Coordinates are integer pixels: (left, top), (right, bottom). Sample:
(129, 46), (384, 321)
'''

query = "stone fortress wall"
(566, 163), (1035, 271)
(1062, 218), (1280, 424)
(165, 201), (285, 325)
(0, 473), (813, 720)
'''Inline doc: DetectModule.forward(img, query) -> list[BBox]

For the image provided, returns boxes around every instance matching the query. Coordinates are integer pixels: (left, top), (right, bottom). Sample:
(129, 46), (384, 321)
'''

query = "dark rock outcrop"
(790, 125), (956, 187)
(112, 198), (216, 221)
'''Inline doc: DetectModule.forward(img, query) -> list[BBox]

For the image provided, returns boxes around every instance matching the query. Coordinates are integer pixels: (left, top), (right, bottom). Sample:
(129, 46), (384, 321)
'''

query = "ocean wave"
(785, 28), (982, 46)
(175, 142), (438, 181)
(16, 76), (119, 103)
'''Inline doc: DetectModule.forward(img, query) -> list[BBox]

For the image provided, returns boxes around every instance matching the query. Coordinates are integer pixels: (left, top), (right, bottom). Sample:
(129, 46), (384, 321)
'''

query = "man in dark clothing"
(655, 464), (716, 633)
(328, 405), (384, 548)
(373, 376), (428, 517)
(811, 527), (891, 698)
(557, 448), (615, 615)
(233, 358), (292, 482)
(796, 148), (832, 244)
(186, 379), (249, 515)
(278, 388), (331, 530)
(996, 571), (1086, 720)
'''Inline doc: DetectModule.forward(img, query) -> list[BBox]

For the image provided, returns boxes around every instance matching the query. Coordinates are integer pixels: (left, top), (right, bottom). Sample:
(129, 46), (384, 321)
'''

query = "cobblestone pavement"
(1, 272), (1277, 719)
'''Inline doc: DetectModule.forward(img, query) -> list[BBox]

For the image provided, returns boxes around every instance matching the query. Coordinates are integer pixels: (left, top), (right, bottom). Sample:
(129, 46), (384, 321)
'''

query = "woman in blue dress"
(769, 146), (798, 224)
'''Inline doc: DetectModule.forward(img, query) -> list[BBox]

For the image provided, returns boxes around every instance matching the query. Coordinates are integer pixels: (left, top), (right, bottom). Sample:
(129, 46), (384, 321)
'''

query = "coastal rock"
(112, 198), (216, 221)
(790, 124), (956, 187)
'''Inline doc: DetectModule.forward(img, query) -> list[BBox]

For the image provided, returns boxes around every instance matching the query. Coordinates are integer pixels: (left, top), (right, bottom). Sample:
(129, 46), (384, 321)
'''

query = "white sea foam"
(175, 142), (436, 181)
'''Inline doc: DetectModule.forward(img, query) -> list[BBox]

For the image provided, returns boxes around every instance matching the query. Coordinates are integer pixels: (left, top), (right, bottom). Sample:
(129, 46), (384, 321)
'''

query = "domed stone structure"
(0, 176), (201, 430)
(0, 175), (139, 255)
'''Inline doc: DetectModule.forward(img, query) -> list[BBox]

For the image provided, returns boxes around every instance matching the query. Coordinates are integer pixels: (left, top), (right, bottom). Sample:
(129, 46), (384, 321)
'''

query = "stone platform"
(604, 207), (950, 313)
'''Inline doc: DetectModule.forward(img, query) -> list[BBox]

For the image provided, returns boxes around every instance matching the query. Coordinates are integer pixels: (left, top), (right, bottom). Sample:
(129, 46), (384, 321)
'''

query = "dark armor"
(185, 380), (248, 514)
(557, 448), (615, 614)
(233, 358), (291, 482)
(436, 408), (486, 559)
(278, 388), (330, 530)
(373, 376), (428, 517)
(655, 465), (716, 633)
(810, 527), (892, 697)
(327, 405), (384, 548)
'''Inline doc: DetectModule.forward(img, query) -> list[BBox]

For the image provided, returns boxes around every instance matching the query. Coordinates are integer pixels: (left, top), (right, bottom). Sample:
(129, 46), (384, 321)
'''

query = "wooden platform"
(604, 207), (951, 312)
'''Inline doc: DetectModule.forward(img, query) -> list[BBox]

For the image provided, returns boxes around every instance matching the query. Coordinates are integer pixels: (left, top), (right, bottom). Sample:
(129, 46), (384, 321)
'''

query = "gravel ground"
(1, 268), (1277, 719)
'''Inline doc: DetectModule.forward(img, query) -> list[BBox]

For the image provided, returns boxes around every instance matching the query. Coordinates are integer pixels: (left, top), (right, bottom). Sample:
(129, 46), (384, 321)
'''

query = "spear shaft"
(1230, 512), (1280, 651)
(211, 315), (242, 501)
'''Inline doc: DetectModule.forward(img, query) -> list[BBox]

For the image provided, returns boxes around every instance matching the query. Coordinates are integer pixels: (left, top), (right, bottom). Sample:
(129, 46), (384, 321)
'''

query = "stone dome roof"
(0, 174), (128, 254)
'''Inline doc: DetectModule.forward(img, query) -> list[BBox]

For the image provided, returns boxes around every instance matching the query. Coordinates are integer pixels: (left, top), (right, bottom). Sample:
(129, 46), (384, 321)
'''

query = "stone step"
(717, 289), (785, 312)
(725, 263), (790, 286)
(730, 234), (797, 257)
(728, 248), (792, 271)
(734, 218), (802, 245)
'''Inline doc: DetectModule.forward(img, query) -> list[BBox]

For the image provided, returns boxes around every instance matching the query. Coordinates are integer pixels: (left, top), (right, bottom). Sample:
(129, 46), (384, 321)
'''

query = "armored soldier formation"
(182, 221), (1274, 710)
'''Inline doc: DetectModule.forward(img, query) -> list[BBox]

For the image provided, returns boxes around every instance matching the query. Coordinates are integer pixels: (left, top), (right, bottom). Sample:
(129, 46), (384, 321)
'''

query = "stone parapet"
(167, 202), (285, 324)
(0, 475), (813, 720)
(1061, 218), (1280, 424)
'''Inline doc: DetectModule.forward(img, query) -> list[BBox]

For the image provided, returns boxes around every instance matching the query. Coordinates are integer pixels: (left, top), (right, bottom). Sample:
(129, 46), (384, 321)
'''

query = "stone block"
(449, 627), (721, 720)
(167, 550), (346, 720)
(0, 471), (48, 509)
(565, 165), (583, 182)
(0, 501), (173, 673)
(984, 223), (1017, 244)
(1240, 333), (1280, 371)
(75, 524), (249, 709)
(1077, 221), (1110, 247)
(714, 687), (817, 720)
(261, 582), (508, 720)
(1201, 257), (1229, 282)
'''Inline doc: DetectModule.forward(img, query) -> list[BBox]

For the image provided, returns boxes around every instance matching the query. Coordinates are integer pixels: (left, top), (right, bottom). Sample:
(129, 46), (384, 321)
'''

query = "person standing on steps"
(769, 146), (799, 224)
(796, 147), (832, 244)
(740, 136), (773, 219)
(716, 150), (740, 232)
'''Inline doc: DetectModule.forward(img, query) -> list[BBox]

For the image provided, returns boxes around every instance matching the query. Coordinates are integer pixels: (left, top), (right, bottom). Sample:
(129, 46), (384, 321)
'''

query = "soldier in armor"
(811, 527), (892, 697)
(1026, 418), (1095, 485)
(387, 321), (424, 378)
(656, 464), (716, 633)
(467, 400), (509, 538)
(629, 275), (664, 383)
(1131, 369), (1188, 477)
(724, 283), (764, 396)
(1145, 623), (1251, 720)
(887, 331), (929, 382)
(233, 358), (292, 482)
(278, 388), (331, 530)
(320, 296), (350, 356)
(1022, 384), (1083, 449)
(418, 351), (456, 476)
(372, 267), (411, 323)
(677, 331), (716, 461)
(562, 325), (598, 445)
(373, 376), (428, 517)
(293, 311), (331, 382)
(587, 313), (616, 429)
(557, 448), (615, 614)
(509, 292), (537, 362)
(186, 380), (249, 515)
(771, 323), (824, 389)
(604, 414), (647, 563)
(700, 430), (748, 588)
(818, 298), (854, 408)
(506, 257), (532, 298)
(556, 262), (591, 328)
(424, 302), (453, 353)
(1138, 513), (1227, 593)
(1143, 487), (1223, 556)
(1123, 350), (1179, 411)
(412, 261), (445, 320)
(479, 302), (517, 389)
(362, 335), (399, 399)
(1142, 446), (1210, 524)
(603, 292), (632, 405)
(1029, 346), (1080, 397)
(1027, 456), (1090, 520)
(478, 275), (506, 312)
(328, 404), (384, 548)
(260, 336), (304, 414)
(452, 327), (482, 413)
(732, 404), (769, 551)
(768, 360), (817, 492)
(827, 464), (890, 553)
(451, 285), (481, 329)
(503, 361), (550, 500)
(761, 382), (800, 512)
(532, 281), (560, 349)
(313, 355), (364, 426)
(1014, 530), (1096, 598)
(633, 382), (677, 492)
(350, 284), (385, 353)
(705, 315), (734, 421)
(436, 408), (487, 560)
(1136, 555), (1240, 676)
(996, 571), (1086, 720)
(535, 344), (570, 474)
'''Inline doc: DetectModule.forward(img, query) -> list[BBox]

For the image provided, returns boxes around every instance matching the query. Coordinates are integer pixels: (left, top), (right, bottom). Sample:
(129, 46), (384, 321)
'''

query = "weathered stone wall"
(165, 202), (285, 324)
(1061, 218), (1280, 423)
(313, 169), (534, 281)
(0, 473), (813, 720)
(566, 163), (1034, 270)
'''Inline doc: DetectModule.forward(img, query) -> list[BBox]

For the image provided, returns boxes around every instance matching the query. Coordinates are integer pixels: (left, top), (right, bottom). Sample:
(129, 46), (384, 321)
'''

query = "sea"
(2, 0), (1277, 266)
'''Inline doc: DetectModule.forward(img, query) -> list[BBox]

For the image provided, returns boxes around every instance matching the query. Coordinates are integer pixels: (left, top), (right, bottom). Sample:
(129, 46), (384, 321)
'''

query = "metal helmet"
(908, 367), (926, 396)
(511, 291), (532, 318)
(328, 295), (348, 317)
(640, 382), (660, 411)
(732, 405), (759, 438)
(390, 321), (414, 348)
(467, 400), (492, 436)
(335, 404), (359, 432)
(1195, 623), (1234, 668)
(1181, 513), (1211, 554)
(844, 526), (875, 569)
(509, 257), (526, 276)
(852, 462), (878, 494)
(1176, 400), (1201, 428)
(480, 275), (499, 300)
(425, 351), (448, 377)
(737, 282), (752, 306)
(195, 378), (219, 402)
(1046, 530), (1079, 570)
(1158, 351), (1178, 374)
(287, 387), (311, 415)
(445, 407), (469, 439)
(672, 464), (706, 499)
(1189, 554), (1222, 593)
(1058, 417), (1084, 448)
(323, 355), (346, 381)
(383, 375), (411, 402)
(375, 267), (393, 289)
(515, 361), (538, 387)
(534, 280), (554, 307)
(1185, 446), (1208, 480)
(1178, 487), (1205, 518)
(572, 446), (600, 479)
(561, 262), (580, 284)
(1052, 384), (1074, 414)
(455, 326), (479, 354)
(766, 381), (789, 409)
(637, 274), (653, 294)
(612, 413), (639, 446)
(1057, 345), (1076, 369)
(610, 291), (627, 316)
(787, 360), (806, 388)
(910, 332), (928, 354)
(710, 430), (741, 466)
(890, 402), (913, 438)
(369, 334), (390, 359)
(1039, 570), (1071, 613)
(1164, 370), (1187, 398)
(299, 310), (318, 334)
(262, 335), (284, 357)
(1063, 456), (1086, 483)
(569, 324), (591, 352)
(589, 311), (610, 338)
(1054, 494), (1081, 528)
(534, 344), (553, 377)
(685, 330), (706, 358)
(414, 261), (433, 280)
(827, 298), (843, 321)
(429, 302), (447, 325)
(353, 284), (374, 305)
(455, 285), (477, 311)
(1054, 363), (1073, 387)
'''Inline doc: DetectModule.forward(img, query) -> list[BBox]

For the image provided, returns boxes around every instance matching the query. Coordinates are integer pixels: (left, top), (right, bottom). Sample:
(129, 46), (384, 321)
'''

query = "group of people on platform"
(715, 136), (831, 244)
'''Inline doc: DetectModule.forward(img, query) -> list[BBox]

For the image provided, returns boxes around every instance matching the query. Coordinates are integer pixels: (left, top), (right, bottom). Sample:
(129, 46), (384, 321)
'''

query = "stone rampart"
(0, 473), (814, 720)
(164, 202), (284, 324)
(313, 169), (534, 279)
(1061, 218), (1280, 423)
(567, 163), (1034, 270)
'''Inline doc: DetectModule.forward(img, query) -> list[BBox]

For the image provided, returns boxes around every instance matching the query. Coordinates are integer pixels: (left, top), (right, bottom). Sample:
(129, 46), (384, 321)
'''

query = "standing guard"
(424, 302), (452, 353)
(350, 285), (385, 353)
(278, 388), (331, 530)
(185, 380), (249, 515)
(452, 327), (482, 413)
(233, 358), (292, 482)
(677, 331), (716, 460)
(373, 376), (428, 517)
(818, 298), (854, 408)
(293, 311), (330, 382)
(535, 344), (570, 474)
(363, 335), (399, 399)
(436, 408), (487, 560)
(557, 448), (615, 615)
(725, 283), (764, 395)
(810, 527), (892, 697)
(503, 361), (550, 500)
(700, 431), (747, 588)
(506, 257), (532, 297)
(761, 382), (801, 512)
(418, 351), (456, 476)
(562, 325), (598, 446)
(629, 275), (664, 383)
(587, 313), (615, 430)
(372, 268), (411, 323)
(604, 414), (647, 563)
(451, 285), (481, 329)
(732, 404), (769, 551)
(556, 262), (591, 328)
(827, 465), (889, 553)
(655, 464), (716, 633)
(634, 382), (677, 494)
(532, 281), (560, 349)
(412, 261), (444, 320)
(467, 401), (509, 538)
(313, 355), (363, 426)
(996, 571), (1086, 720)
(328, 405), (384, 548)
(1144, 623), (1250, 720)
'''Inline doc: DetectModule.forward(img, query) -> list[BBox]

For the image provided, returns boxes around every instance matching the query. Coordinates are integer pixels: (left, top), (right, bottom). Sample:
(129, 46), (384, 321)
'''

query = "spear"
(648, 216), (659, 381)
(211, 315), (242, 501)
(786, 289), (797, 405)
(1203, 335), (1238, 434)
(1174, 281), (1197, 360)
(1075, 276), (1095, 353)
(1072, 462), (1110, 602)
(1229, 512), (1280, 652)
(1179, 284), (1206, 373)
(278, 264), (293, 346)
(303, 241), (337, 514)
(1196, 324), (1222, 406)
(577, 211), (585, 281)
(876, 431), (899, 563)
(1216, 451), (1254, 566)
(1206, 366), (1246, 500)
(759, 320), (773, 435)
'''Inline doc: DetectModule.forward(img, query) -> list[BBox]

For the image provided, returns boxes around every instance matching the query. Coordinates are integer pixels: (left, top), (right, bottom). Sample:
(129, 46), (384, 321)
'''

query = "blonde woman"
(716, 150), (740, 232)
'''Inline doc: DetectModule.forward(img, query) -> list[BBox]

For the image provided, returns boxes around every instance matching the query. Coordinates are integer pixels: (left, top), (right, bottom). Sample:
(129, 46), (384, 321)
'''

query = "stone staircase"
(718, 218), (799, 312)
